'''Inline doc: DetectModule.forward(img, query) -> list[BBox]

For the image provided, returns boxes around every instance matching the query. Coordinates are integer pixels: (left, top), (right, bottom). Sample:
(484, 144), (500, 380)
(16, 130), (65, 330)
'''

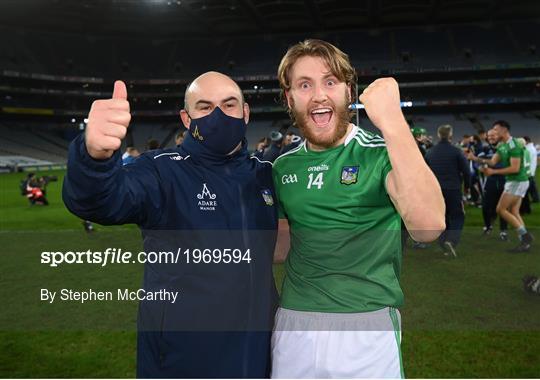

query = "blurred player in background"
(121, 146), (140, 165)
(517, 137), (532, 214)
(21, 173), (56, 206)
(411, 127), (428, 157)
(469, 120), (534, 252)
(523, 136), (539, 203)
(477, 128), (508, 240)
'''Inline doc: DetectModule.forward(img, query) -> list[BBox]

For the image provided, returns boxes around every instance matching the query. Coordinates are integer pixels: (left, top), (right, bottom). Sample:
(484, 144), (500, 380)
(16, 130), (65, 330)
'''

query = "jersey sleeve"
(380, 148), (393, 194)
(62, 133), (165, 227)
(509, 145), (522, 158)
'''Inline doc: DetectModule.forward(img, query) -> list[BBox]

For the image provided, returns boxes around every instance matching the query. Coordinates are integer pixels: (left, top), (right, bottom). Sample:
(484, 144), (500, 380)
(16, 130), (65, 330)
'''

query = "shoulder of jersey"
(351, 126), (386, 148)
(249, 155), (274, 168)
(273, 141), (307, 166)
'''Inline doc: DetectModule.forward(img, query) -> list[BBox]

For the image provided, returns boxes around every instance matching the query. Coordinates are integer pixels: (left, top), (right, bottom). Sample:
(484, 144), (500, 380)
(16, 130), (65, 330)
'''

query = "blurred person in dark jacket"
(251, 137), (268, 159)
(425, 124), (471, 257)
(174, 130), (187, 146)
(280, 131), (302, 155)
(146, 138), (160, 151)
(261, 129), (303, 162)
(477, 128), (508, 240)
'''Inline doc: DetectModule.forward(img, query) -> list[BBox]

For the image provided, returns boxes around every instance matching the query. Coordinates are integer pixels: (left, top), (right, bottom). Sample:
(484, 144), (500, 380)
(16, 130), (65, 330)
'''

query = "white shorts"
(271, 307), (403, 379)
(503, 181), (529, 198)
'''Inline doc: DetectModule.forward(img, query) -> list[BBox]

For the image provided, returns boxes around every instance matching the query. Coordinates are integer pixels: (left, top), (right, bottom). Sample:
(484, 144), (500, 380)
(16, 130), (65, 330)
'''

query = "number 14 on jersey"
(307, 172), (324, 189)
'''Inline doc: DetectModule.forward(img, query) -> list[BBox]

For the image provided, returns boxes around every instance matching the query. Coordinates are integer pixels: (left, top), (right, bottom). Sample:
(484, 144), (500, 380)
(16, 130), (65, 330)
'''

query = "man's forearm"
(475, 156), (497, 167)
(490, 167), (519, 175)
(273, 219), (290, 264)
(382, 117), (445, 239)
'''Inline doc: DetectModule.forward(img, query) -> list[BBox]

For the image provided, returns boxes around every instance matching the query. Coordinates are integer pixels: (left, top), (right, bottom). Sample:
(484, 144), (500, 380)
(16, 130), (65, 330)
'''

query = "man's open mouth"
(310, 107), (333, 126)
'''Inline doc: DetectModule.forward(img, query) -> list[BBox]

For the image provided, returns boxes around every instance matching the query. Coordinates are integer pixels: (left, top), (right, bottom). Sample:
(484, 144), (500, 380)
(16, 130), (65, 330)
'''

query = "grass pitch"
(0, 169), (538, 377)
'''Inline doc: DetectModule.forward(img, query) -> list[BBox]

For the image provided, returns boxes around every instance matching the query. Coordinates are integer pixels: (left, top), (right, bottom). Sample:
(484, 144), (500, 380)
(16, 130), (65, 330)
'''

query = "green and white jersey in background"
(523, 146), (532, 177)
(273, 125), (403, 313)
(496, 137), (529, 182)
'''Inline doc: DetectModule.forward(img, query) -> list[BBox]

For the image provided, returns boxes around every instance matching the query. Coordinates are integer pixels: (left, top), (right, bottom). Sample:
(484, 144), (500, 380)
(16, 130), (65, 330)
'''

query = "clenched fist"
(85, 80), (131, 160)
(359, 78), (405, 132)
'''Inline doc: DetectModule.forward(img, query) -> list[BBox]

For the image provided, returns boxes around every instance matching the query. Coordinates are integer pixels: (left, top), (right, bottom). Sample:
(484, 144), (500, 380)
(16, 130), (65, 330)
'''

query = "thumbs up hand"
(85, 80), (131, 160)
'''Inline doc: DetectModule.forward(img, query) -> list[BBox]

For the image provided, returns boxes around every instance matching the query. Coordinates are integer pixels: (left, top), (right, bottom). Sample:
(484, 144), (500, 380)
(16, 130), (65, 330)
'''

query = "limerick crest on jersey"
(340, 166), (359, 185)
(261, 189), (274, 206)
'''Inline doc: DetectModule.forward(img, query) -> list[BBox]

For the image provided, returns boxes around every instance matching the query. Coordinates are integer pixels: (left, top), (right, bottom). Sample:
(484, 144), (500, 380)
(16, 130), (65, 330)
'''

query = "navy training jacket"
(425, 140), (471, 191)
(63, 132), (279, 378)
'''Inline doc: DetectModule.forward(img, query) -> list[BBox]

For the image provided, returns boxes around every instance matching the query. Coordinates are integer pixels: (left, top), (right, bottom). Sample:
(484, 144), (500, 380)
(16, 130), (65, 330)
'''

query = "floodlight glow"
(350, 101), (414, 110)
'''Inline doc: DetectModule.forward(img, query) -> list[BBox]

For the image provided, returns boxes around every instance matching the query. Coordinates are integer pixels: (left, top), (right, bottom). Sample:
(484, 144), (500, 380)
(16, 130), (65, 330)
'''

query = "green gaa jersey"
(496, 137), (529, 182)
(273, 125), (403, 313)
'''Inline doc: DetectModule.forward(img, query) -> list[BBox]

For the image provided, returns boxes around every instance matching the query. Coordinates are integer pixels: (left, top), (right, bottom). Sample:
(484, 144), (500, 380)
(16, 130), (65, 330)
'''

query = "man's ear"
(285, 90), (292, 109)
(180, 110), (190, 130)
(347, 85), (352, 103)
(243, 102), (250, 125)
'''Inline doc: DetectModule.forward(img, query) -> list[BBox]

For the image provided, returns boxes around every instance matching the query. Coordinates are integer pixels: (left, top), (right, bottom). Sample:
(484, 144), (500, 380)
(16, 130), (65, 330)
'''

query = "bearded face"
(290, 90), (351, 149)
(286, 56), (352, 150)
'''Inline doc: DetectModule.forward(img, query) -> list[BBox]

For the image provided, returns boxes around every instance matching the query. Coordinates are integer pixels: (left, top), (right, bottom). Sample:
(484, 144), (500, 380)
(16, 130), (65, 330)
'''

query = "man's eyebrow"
(323, 73), (338, 79)
(221, 96), (240, 103)
(194, 100), (212, 107)
(295, 76), (313, 82)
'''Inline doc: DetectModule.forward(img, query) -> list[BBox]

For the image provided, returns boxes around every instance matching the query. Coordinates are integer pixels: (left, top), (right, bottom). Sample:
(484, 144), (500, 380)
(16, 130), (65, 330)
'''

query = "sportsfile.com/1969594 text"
(40, 248), (253, 267)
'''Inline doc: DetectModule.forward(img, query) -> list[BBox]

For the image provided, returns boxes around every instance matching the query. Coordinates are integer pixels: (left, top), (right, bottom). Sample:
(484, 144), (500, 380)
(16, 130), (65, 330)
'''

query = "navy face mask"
(188, 106), (247, 155)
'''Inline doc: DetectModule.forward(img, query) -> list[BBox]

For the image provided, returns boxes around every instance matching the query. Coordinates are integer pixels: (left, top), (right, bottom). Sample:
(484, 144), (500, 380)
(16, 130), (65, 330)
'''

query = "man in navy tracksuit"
(425, 124), (471, 257)
(477, 128), (508, 239)
(63, 72), (278, 378)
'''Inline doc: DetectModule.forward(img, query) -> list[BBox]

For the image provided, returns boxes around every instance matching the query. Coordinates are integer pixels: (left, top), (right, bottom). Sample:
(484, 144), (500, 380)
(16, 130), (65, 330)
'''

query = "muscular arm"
(384, 126), (446, 242)
(488, 157), (521, 176)
(359, 78), (445, 243)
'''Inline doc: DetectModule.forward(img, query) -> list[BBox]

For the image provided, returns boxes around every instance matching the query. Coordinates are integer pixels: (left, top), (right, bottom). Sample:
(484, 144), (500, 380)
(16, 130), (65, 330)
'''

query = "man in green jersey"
(469, 120), (534, 252)
(271, 39), (445, 378)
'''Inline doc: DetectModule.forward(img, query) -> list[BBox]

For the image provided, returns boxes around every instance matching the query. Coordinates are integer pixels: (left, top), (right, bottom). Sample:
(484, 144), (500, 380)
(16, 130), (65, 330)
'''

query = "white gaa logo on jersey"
(197, 183), (217, 211)
(282, 174), (298, 184)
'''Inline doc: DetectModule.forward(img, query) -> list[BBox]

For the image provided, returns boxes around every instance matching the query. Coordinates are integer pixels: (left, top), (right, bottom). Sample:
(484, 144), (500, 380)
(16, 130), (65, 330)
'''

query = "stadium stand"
(1, 20), (539, 77)
(0, 125), (67, 162)
(0, 4), (538, 162)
